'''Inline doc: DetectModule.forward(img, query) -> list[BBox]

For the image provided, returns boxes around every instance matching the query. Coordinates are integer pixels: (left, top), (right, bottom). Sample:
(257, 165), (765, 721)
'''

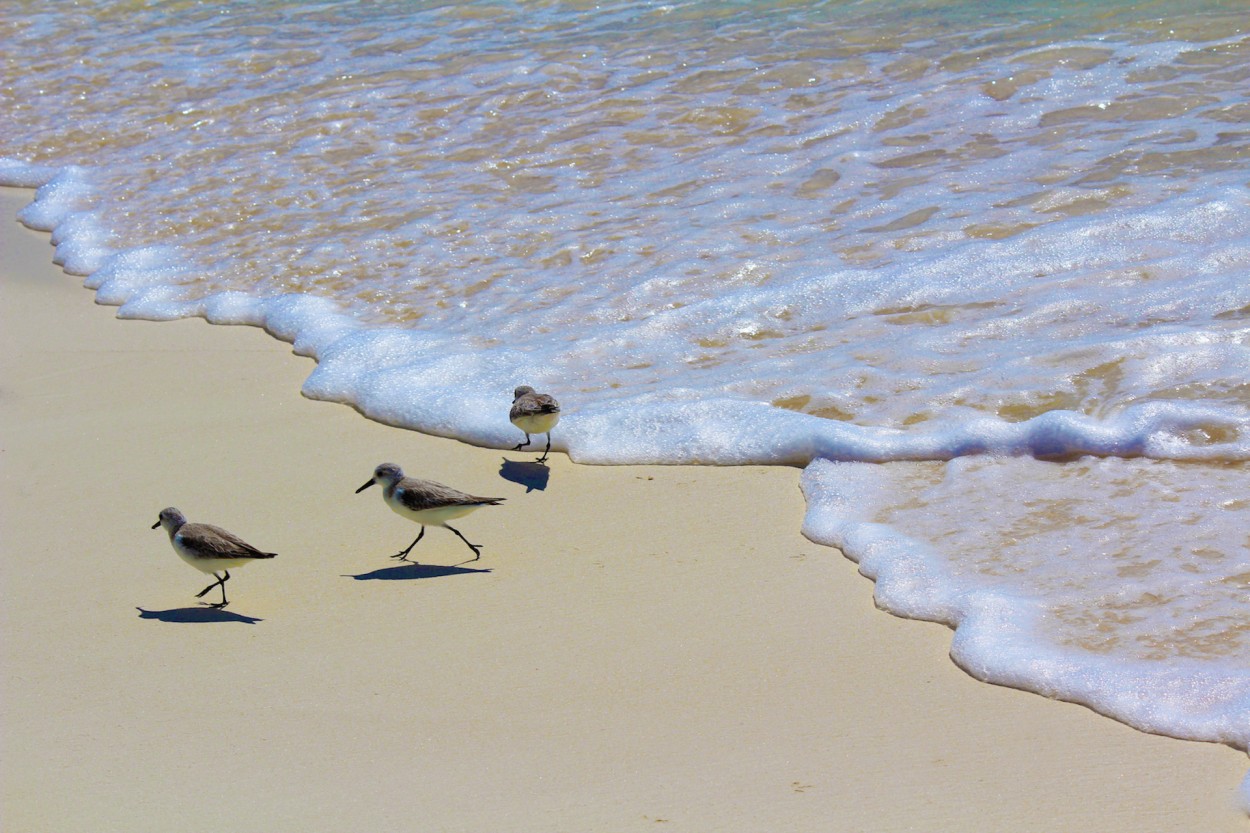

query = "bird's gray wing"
(510, 393), (561, 419)
(185, 523), (277, 558)
(399, 479), (505, 510)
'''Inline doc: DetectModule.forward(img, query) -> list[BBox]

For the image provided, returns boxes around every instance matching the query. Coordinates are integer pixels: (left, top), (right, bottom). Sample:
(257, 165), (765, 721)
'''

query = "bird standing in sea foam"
(151, 507), (276, 607)
(510, 385), (561, 463)
(356, 463), (505, 562)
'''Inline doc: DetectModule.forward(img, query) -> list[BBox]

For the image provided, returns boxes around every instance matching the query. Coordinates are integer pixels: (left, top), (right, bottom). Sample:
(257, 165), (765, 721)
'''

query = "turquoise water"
(3, 0), (1248, 807)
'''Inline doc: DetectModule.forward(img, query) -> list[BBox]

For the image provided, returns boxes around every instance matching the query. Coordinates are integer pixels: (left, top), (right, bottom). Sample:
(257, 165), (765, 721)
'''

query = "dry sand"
(2, 186), (1247, 832)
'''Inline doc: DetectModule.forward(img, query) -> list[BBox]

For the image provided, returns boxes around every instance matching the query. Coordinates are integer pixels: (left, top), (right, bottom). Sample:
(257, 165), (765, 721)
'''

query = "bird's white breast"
(512, 411), (560, 434)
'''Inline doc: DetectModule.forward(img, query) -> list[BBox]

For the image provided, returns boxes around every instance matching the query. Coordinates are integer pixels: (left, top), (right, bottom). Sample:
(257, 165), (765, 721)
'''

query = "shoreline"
(3, 185), (1246, 831)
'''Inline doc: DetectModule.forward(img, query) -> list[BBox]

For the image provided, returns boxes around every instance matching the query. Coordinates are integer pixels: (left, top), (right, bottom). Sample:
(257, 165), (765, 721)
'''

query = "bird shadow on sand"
(136, 606), (263, 624)
(498, 457), (551, 492)
(345, 562), (494, 581)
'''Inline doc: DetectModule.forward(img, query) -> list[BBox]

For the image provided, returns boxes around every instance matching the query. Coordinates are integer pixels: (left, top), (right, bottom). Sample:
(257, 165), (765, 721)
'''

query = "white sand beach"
(3, 186), (1247, 831)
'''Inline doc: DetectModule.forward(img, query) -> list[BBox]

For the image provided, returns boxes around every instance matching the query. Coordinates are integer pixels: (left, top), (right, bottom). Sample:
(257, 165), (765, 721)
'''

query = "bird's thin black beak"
(356, 479), (376, 494)
(151, 520), (161, 530)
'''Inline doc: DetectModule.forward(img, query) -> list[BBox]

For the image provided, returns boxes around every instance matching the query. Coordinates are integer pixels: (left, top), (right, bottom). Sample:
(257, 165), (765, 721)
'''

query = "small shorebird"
(151, 507), (276, 608)
(356, 463), (505, 562)
(510, 385), (560, 461)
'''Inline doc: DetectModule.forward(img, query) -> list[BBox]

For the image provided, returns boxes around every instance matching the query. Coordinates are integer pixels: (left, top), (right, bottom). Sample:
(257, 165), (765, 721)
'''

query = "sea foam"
(7, 160), (1247, 774)
(802, 456), (1250, 750)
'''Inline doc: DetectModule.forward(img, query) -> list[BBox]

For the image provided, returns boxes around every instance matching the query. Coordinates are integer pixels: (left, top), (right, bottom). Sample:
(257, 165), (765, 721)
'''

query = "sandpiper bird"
(151, 507), (276, 608)
(356, 463), (505, 562)
(510, 385), (560, 461)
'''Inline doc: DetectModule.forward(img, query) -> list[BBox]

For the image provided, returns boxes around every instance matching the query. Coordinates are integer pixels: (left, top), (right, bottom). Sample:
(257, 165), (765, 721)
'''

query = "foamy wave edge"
(801, 460), (1250, 744)
(7, 161), (1246, 466)
(6, 159), (1248, 804)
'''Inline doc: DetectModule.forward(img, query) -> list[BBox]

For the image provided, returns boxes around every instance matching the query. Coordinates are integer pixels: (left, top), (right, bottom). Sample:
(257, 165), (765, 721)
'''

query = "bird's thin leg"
(214, 571), (231, 608)
(445, 524), (482, 560)
(512, 433), (532, 451)
(195, 571), (224, 598)
(198, 571), (230, 608)
(392, 527), (425, 561)
(537, 433), (552, 463)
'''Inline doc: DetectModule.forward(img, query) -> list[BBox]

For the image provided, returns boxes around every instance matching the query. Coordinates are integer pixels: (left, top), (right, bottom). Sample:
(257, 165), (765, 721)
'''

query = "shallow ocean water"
(2, 0), (1248, 805)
